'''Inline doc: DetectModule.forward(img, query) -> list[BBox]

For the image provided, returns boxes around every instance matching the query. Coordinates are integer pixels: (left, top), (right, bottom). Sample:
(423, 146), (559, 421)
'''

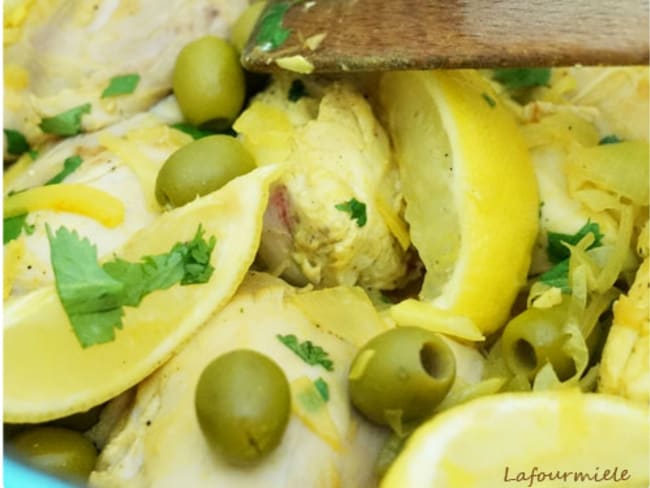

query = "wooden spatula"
(242, 0), (649, 73)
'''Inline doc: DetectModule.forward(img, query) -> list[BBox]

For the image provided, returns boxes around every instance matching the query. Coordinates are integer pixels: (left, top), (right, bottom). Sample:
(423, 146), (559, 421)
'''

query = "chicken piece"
(235, 76), (409, 290)
(514, 66), (649, 274)
(3, 0), (248, 155)
(3, 97), (190, 299)
(598, 255), (649, 405)
(89, 272), (388, 488)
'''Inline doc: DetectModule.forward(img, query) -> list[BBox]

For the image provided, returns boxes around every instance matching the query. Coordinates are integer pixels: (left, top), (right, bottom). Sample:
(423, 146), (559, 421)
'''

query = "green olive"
(501, 301), (576, 381)
(194, 349), (291, 466)
(9, 426), (97, 481)
(230, 1), (267, 53)
(173, 35), (245, 127)
(155, 135), (255, 207)
(348, 327), (456, 426)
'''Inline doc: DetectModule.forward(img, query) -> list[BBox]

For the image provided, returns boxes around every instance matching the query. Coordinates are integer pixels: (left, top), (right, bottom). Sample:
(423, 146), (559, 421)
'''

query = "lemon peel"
(4, 165), (281, 423)
(380, 70), (538, 334)
(382, 391), (649, 488)
(4, 183), (125, 228)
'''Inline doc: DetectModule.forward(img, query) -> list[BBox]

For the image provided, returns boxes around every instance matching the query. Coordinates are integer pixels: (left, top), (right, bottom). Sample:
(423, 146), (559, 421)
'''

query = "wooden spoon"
(242, 0), (649, 73)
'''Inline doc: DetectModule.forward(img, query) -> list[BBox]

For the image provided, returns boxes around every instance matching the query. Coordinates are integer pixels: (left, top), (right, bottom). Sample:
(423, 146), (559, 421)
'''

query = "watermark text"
(504, 466), (631, 487)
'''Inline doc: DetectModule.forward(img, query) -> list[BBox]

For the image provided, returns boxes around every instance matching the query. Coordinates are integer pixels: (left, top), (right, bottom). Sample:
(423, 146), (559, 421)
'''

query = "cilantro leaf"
(4, 129), (30, 155)
(174, 224), (217, 285)
(538, 259), (571, 293)
(48, 224), (217, 347)
(277, 334), (334, 371)
(599, 134), (622, 145)
(47, 225), (126, 347)
(314, 377), (329, 401)
(256, 2), (292, 51)
(101, 74), (140, 98)
(288, 79), (307, 102)
(335, 198), (367, 227)
(103, 253), (184, 307)
(492, 68), (551, 90)
(547, 221), (603, 264)
(4, 214), (29, 244)
(39, 103), (92, 136)
(46, 155), (83, 185)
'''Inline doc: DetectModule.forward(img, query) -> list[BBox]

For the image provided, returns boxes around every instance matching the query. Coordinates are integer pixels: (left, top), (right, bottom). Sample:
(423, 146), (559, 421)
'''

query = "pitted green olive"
(348, 326), (456, 426)
(9, 426), (97, 481)
(501, 301), (576, 381)
(194, 349), (291, 466)
(173, 35), (245, 127)
(155, 135), (255, 207)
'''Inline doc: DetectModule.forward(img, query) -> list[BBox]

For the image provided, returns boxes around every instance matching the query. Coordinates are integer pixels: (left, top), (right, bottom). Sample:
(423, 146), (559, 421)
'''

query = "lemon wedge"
(382, 391), (649, 487)
(4, 166), (280, 423)
(379, 70), (538, 334)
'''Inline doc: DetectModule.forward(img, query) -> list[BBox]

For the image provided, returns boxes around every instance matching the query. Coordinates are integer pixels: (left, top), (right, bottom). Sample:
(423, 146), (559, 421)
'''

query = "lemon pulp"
(379, 70), (539, 334)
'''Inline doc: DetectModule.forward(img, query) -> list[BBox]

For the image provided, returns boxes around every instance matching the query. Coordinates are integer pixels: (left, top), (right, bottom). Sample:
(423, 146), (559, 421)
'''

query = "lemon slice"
(382, 391), (649, 487)
(380, 70), (538, 334)
(4, 165), (280, 423)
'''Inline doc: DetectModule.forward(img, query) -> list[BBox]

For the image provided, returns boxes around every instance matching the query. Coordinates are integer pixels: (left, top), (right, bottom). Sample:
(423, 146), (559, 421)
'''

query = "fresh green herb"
(481, 93), (496, 108)
(288, 79), (307, 102)
(492, 68), (551, 90)
(28, 149), (39, 160)
(538, 201), (545, 219)
(335, 198), (367, 227)
(314, 377), (329, 401)
(3, 129), (30, 155)
(24, 221), (35, 235)
(3, 214), (30, 244)
(47, 225), (126, 347)
(599, 134), (622, 145)
(47, 224), (216, 347)
(39, 103), (92, 136)
(170, 123), (216, 140)
(45, 155), (83, 185)
(277, 334), (334, 371)
(538, 259), (570, 293)
(101, 73), (140, 98)
(297, 383), (325, 412)
(547, 221), (603, 264)
(256, 2), (292, 51)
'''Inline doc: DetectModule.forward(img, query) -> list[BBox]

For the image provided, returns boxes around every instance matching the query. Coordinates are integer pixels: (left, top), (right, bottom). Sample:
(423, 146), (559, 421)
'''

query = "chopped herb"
(28, 149), (39, 160)
(3, 129), (30, 155)
(47, 224), (216, 347)
(45, 155), (83, 185)
(277, 334), (334, 371)
(538, 259), (570, 293)
(297, 383), (325, 412)
(335, 198), (367, 227)
(24, 221), (35, 235)
(492, 68), (551, 90)
(314, 377), (329, 401)
(256, 2), (292, 51)
(547, 221), (603, 264)
(39, 103), (91, 136)
(481, 93), (496, 108)
(599, 134), (622, 145)
(538, 201), (545, 219)
(101, 73), (140, 98)
(3, 214), (30, 244)
(288, 79), (307, 102)
(170, 123), (216, 140)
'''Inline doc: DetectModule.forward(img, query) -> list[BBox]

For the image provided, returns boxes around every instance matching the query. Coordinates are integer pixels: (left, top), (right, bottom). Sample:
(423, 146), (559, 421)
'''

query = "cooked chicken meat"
(4, 0), (248, 155)
(235, 76), (409, 290)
